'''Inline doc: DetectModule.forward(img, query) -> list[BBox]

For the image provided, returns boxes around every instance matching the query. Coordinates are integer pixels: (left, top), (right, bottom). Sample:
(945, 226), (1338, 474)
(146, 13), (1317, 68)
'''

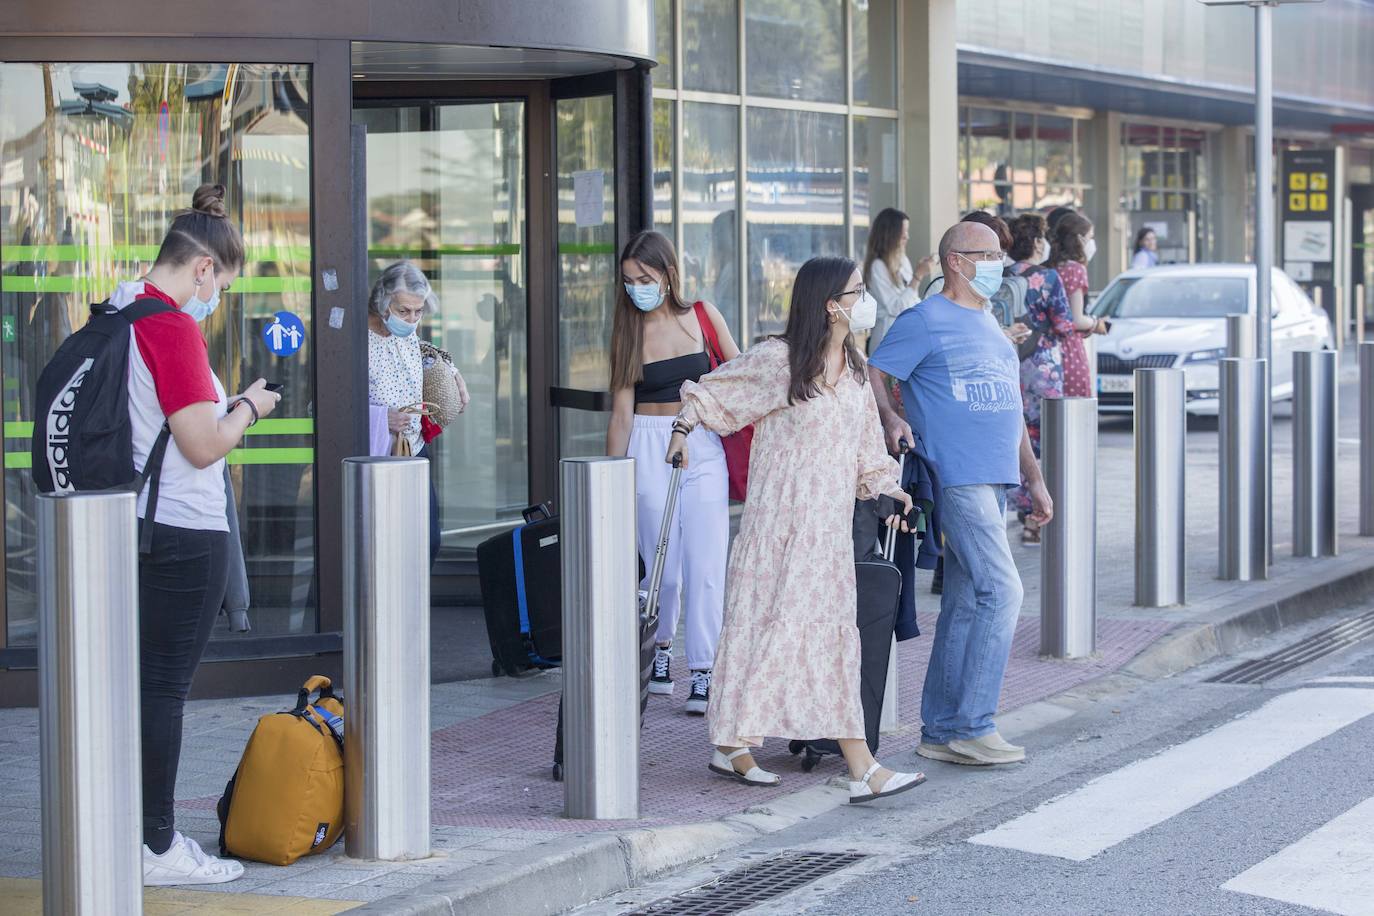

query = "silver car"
(1088, 264), (1333, 415)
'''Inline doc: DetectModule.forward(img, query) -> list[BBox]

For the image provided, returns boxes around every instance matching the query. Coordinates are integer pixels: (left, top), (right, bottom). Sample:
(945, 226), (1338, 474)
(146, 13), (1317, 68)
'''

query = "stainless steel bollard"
(1357, 284), (1366, 346)
(38, 492), (142, 916)
(561, 457), (639, 820)
(1226, 313), (1256, 358)
(1362, 343), (1374, 537)
(1219, 358), (1270, 580)
(1134, 369), (1187, 607)
(1041, 398), (1098, 658)
(343, 457), (431, 860)
(1293, 350), (1338, 557)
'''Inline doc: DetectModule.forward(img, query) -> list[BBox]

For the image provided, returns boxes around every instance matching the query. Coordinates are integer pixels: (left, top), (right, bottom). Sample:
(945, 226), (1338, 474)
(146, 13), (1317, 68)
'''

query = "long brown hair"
(1048, 211), (1093, 269)
(862, 208), (908, 289)
(609, 230), (691, 391)
(782, 256), (866, 405)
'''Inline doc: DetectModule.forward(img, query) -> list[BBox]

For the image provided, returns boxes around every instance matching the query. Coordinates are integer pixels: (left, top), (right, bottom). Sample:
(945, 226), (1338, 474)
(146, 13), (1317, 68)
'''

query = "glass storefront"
(958, 104), (1089, 217)
(356, 101), (530, 550)
(1122, 120), (1215, 264)
(0, 62), (315, 647)
(653, 0), (901, 344)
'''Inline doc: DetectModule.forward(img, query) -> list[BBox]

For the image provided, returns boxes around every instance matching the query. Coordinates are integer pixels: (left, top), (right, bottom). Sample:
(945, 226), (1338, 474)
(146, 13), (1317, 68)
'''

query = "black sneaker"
(686, 669), (711, 715)
(648, 646), (674, 695)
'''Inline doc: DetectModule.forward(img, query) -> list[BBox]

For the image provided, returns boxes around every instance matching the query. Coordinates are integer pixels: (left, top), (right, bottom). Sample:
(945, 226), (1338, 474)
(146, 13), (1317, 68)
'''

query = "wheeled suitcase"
(790, 454), (908, 768)
(477, 503), (562, 677)
(553, 456), (684, 781)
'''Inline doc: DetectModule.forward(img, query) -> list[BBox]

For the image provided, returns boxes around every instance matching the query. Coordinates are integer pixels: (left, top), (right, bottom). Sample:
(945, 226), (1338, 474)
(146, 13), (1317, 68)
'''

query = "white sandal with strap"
(849, 762), (926, 804)
(709, 748), (781, 787)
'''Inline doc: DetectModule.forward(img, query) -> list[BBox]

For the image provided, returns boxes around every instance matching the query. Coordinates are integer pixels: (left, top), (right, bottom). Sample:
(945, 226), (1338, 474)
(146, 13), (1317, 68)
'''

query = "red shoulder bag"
(692, 302), (753, 502)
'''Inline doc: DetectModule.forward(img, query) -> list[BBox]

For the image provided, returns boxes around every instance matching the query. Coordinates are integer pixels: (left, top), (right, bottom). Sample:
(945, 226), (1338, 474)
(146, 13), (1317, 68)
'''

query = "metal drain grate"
(627, 851), (867, 915)
(1207, 610), (1374, 684)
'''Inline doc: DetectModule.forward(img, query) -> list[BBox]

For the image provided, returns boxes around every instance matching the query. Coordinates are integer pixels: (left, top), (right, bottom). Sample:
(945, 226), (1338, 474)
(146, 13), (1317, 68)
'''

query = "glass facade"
(356, 100), (530, 550)
(958, 105), (1088, 217)
(0, 62), (315, 646)
(1122, 121), (1214, 264)
(653, 0), (900, 344)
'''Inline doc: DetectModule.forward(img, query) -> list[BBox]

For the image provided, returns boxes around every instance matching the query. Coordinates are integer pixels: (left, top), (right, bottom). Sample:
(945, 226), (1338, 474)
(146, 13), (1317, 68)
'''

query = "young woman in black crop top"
(608, 230), (740, 716)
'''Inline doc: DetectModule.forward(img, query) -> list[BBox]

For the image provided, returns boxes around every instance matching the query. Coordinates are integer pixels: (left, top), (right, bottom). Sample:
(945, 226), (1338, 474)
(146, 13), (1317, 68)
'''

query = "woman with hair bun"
(122, 184), (280, 885)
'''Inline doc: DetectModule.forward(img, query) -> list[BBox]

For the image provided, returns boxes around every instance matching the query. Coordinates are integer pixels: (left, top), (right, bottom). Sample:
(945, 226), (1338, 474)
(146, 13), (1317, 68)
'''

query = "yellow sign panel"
(1289, 192), (1308, 212)
(1309, 172), (1328, 191)
(1290, 173), (1308, 191)
(1309, 192), (1328, 212)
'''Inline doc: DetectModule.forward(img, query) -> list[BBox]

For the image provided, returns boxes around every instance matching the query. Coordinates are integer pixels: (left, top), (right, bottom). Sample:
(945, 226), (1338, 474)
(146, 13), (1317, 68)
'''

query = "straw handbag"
(419, 341), (463, 428)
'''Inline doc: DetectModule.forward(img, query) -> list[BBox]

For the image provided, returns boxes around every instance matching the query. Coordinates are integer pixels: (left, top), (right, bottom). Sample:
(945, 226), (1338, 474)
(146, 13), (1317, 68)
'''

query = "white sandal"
(849, 762), (926, 804)
(709, 748), (781, 787)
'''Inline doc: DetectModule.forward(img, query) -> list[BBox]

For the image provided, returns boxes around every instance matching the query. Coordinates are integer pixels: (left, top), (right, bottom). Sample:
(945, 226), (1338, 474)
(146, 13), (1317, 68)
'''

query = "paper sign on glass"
(573, 169), (605, 228)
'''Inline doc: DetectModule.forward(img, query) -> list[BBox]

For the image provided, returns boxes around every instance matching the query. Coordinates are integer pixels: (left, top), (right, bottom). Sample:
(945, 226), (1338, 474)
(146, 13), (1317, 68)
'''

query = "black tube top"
(634, 351), (712, 404)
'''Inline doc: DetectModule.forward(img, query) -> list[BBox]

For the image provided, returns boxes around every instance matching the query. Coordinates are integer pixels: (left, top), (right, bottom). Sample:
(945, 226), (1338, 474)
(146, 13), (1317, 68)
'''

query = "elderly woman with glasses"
(367, 260), (469, 565)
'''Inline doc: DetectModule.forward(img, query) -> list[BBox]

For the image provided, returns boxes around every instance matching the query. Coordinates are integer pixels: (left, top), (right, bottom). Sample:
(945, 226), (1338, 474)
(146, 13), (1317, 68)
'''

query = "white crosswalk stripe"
(1223, 796), (1374, 916)
(967, 687), (1374, 861)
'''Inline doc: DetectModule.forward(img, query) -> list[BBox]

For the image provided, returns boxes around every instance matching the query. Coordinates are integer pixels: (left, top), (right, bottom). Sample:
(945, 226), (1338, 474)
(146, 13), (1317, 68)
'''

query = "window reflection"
(852, 0), (898, 108)
(654, 0), (675, 88)
(746, 107), (845, 341)
(746, 0), (845, 103)
(681, 102), (739, 338)
(0, 62), (315, 644)
(684, 0), (739, 94)
(653, 99), (675, 247)
(853, 116), (899, 256)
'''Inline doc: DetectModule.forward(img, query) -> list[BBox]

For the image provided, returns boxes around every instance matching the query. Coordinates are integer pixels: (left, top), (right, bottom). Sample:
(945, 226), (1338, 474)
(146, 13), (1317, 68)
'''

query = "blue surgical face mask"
(624, 281), (665, 312)
(957, 254), (1005, 301)
(184, 277), (221, 323)
(384, 310), (420, 337)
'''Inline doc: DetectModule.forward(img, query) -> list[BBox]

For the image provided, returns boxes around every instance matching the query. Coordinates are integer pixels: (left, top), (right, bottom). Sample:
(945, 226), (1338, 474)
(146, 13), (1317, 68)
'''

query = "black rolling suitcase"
(553, 456), (684, 781)
(789, 455), (907, 769)
(477, 503), (562, 677)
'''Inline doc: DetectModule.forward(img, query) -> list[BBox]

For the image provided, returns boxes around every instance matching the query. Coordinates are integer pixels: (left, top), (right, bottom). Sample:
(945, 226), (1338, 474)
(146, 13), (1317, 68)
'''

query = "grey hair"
(368, 261), (438, 317)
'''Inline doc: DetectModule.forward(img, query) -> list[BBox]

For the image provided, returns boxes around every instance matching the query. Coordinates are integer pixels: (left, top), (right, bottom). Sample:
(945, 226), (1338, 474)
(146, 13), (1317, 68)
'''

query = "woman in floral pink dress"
(1046, 211), (1109, 397)
(666, 256), (926, 804)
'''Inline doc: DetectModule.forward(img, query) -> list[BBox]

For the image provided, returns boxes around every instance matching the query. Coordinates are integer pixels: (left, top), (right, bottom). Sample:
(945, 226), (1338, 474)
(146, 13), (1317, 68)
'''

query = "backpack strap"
(110, 297), (179, 553)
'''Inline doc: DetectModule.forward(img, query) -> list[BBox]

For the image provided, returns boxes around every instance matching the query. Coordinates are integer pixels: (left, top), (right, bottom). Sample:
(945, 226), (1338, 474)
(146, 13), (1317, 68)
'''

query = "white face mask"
(1029, 238), (1050, 266)
(1083, 236), (1097, 263)
(833, 290), (878, 333)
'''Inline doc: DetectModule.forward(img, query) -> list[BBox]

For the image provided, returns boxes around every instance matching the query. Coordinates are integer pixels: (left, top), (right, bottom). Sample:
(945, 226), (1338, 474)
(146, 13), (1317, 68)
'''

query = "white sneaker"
(143, 831), (244, 886)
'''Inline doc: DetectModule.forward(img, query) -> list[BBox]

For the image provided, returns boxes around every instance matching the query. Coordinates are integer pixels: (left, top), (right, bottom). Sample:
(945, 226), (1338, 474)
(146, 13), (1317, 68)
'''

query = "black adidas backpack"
(31, 297), (176, 552)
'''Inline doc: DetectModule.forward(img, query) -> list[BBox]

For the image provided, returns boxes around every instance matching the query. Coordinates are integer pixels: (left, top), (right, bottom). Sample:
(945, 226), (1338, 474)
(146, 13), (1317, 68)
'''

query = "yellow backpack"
(217, 676), (345, 865)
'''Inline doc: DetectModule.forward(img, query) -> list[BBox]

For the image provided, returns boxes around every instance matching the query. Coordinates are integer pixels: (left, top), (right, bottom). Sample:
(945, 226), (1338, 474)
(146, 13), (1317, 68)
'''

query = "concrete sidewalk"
(2, 360), (1371, 915)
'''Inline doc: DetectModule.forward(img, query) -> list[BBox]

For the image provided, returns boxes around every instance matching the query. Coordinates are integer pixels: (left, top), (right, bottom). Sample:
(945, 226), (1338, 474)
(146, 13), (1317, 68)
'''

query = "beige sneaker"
(947, 733), (1026, 765)
(915, 741), (987, 766)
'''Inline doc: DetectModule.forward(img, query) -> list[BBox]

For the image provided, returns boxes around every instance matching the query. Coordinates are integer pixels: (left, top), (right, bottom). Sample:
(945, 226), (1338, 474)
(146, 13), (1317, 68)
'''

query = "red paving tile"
(428, 614), (1174, 832)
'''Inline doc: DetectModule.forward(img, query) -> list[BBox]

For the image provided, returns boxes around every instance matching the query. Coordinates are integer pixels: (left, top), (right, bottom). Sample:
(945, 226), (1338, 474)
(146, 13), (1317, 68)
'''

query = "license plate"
(1098, 374), (1134, 394)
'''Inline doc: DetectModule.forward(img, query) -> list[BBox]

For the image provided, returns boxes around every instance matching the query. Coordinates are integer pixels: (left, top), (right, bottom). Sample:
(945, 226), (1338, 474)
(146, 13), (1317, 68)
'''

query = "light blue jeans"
(920, 484), (1025, 745)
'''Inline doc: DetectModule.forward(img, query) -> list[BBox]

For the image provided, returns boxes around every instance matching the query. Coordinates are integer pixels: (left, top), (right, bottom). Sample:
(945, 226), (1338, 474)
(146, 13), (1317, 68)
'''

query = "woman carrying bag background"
(365, 260), (470, 566)
(607, 230), (739, 715)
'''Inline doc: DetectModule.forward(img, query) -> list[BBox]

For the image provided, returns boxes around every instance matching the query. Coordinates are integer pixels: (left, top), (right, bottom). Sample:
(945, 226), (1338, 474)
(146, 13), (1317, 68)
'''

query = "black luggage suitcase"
(553, 456), (684, 781)
(477, 503), (562, 677)
(790, 453), (907, 769)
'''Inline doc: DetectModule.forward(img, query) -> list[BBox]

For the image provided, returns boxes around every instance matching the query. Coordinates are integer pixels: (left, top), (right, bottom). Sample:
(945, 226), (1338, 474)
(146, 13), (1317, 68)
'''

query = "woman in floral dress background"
(1006, 214), (1079, 544)
(666, 256), (926, 804)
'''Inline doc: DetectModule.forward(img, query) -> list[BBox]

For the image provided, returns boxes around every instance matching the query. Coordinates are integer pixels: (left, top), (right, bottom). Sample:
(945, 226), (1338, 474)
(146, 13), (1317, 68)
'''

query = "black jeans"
(138, 521), (228, 854)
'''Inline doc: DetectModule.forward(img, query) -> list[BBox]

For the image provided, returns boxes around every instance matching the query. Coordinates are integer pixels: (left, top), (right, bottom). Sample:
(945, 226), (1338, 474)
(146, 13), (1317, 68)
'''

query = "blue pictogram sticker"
(262, 311), (305, 357)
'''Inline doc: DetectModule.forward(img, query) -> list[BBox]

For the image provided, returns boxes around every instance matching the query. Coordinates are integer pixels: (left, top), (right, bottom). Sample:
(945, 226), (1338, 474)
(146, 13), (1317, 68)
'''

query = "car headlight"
(1184, 347), (1227, 363)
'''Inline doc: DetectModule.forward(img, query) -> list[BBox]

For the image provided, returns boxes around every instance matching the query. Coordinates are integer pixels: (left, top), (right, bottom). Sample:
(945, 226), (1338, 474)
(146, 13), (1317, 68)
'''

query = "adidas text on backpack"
(30, 297), (175, 551)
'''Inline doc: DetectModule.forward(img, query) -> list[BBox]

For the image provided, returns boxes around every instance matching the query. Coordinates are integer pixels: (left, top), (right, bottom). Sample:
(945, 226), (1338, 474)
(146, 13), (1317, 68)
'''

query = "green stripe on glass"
(2, 244), (312, 261)
(4, 421), (33, 438)
(0, 276), (312, 294)
(226, 447), (313, 465)
(4, 452), (30, 469)
(6, 419), (310, 438)
(367, 244), (521, 258)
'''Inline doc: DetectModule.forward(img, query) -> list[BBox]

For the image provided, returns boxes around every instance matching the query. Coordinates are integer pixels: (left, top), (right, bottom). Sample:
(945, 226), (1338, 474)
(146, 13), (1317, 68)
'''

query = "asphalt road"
(577, 600), (1374, 916)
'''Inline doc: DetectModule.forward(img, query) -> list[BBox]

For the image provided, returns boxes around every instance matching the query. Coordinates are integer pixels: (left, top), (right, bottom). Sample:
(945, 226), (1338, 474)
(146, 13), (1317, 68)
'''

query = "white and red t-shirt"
(110, 280), (228, 531)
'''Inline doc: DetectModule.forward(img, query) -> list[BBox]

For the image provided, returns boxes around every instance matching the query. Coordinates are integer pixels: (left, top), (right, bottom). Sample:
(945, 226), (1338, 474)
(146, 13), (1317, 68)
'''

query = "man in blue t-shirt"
(868, 220), (1053, 767)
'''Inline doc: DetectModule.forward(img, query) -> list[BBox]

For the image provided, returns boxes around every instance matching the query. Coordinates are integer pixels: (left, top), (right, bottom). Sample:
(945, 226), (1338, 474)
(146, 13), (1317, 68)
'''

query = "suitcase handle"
(641, 459), (685, 629)
(293, 675), (338, 714)
(881, 441), (911, 561)
(522, 502), (554, 523)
